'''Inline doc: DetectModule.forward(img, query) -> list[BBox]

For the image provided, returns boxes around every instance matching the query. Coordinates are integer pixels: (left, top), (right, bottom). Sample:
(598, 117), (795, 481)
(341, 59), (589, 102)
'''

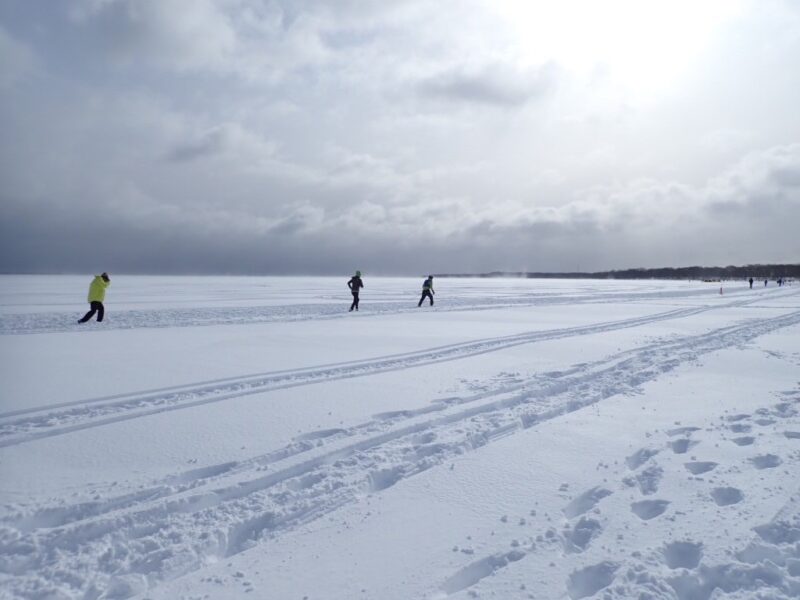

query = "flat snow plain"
(1, 275), (799, 600)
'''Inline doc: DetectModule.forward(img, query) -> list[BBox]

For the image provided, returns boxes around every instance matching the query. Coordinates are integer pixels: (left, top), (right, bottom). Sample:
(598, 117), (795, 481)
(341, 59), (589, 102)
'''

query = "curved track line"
(0, 303), (728, 447)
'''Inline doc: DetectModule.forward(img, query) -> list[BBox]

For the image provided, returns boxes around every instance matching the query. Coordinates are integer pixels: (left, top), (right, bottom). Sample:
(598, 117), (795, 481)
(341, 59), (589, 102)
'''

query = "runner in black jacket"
(418, 276), (434, 307)
(348, 271), (364, 311)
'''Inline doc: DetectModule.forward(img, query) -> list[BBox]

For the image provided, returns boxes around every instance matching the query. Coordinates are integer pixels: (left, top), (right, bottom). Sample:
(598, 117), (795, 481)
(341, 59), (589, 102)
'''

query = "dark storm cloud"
(3, 142), (798, 275)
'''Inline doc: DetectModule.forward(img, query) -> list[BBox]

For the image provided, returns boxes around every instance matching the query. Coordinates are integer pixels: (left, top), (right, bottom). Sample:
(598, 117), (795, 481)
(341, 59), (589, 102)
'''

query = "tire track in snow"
(0, 298), (769, 448)
(2, 309), (799, 600)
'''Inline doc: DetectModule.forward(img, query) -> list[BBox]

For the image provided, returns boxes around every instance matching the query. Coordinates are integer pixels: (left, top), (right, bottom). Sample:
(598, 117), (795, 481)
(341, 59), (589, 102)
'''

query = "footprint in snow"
(726, 413), (750, 422)
(711, 487), (743, 506)
(562, 517), (603, 554)
(731, 436), (755, 446)
(439, 550), (526, 595)
(772, 402), (797, 418)
(663, 541), (703, 569)
(684, 461), (718, 475)
(635, 465), (664, 496)
(566, 561), (618, 600)
(750, 454), (782, 470)
(669, 439), (699, 454)
(631, 499), (670, 520)
(666, 426), (701, 437)
(728, 423), (752, 434)
(625, 448), (659, 470)
(753, 521), (800, 544)
(367, 466), (404, 492)
(563, 487), (613, 518)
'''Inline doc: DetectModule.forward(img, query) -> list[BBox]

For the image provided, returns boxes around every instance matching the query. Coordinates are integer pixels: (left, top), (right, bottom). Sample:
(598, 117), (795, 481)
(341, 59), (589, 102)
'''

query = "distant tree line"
(436, 264), (800, 280)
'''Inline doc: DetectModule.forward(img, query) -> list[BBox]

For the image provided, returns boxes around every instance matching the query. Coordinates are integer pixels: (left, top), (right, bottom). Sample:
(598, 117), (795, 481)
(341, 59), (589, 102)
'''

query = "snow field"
(0, 276), (798, 599)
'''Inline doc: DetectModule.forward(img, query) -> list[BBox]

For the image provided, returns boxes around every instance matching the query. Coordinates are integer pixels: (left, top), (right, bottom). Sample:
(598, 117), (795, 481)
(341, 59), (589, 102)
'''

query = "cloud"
(3, 133), (799, 274)
(418, 62), (558, 107)
(165, 123), (278, 165)
(67, 0), (240, 72)
(166, 128), (226, 162)
(1, 1), (799, 275)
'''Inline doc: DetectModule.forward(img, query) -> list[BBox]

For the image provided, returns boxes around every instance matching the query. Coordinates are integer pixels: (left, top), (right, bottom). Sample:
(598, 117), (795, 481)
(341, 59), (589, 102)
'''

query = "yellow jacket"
(88, 276), (109, 303)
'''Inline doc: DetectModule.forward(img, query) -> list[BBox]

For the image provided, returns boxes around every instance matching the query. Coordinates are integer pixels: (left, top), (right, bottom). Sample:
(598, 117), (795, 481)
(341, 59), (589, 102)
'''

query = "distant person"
(749, 277), (753, 289)
(347, 270), (364, 311)
(778, 277), (783, 287)
(418, 275), (435, 307)
(765, 279), (768, 287)
(78, 273), (110, 323)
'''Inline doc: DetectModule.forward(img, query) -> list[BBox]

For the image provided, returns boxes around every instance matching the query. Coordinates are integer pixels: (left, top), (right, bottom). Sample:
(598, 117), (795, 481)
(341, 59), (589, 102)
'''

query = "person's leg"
(96, 302), (105, 322)
(418, 293), (424, 307)
(79, 303), (97, 323)
(354, 293), (359, 310)
(429, 291), (434, 306)
(350, 293), (356, 311)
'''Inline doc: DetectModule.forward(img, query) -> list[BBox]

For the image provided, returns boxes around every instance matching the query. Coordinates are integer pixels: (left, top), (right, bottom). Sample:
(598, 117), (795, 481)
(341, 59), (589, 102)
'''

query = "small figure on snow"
(749, 277), (753, 289)
(78, 273), (110, 323)
(765, 279), (768, 287)
(348, 270), (364, 311)
(418, 275), (435, 307)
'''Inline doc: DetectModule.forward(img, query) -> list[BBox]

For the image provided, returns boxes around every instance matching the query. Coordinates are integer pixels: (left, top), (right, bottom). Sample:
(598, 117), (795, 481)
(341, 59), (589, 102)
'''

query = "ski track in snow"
(0, 286), (771, 336)
(0, 294), (781, 448)
(1, 302), (800, 599)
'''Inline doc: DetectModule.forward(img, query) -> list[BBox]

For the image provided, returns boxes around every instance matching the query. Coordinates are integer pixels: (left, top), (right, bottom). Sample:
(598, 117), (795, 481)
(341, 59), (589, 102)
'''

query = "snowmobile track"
(0, 295), (775, 448)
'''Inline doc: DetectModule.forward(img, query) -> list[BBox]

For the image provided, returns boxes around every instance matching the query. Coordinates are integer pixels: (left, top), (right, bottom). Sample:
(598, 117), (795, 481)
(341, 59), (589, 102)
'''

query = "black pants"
(350, 292), (360, 311)
(418, 290), (433, 306)
(79, 301), (105, 323)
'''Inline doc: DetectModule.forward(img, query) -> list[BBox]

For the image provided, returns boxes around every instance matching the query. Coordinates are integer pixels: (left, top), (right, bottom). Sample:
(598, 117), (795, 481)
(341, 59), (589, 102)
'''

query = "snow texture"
(0, 276), (799, 599)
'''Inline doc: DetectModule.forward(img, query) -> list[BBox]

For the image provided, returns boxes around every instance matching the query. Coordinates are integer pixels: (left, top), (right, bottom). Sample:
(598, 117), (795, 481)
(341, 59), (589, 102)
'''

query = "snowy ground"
(0, 275), (799, 600)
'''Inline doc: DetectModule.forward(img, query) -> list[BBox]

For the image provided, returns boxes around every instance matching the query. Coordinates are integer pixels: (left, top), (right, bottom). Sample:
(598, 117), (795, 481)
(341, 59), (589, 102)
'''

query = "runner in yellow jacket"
(78, 273), (110, 323)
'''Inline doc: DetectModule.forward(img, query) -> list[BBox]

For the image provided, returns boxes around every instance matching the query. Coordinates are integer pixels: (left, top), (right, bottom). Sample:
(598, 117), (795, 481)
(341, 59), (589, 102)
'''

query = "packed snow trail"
(0, 284), (773, 335)
(0, 295), (774, 447)
(1, 308), (798, 599)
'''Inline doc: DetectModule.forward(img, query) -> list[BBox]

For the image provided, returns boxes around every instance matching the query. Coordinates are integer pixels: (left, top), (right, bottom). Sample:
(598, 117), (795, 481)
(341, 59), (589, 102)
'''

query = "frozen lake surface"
(1, 275), (799, 599)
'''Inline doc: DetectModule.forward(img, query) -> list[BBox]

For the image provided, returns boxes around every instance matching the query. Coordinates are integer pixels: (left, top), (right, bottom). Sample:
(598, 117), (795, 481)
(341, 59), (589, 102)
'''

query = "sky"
(1, 0), (799, 275)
